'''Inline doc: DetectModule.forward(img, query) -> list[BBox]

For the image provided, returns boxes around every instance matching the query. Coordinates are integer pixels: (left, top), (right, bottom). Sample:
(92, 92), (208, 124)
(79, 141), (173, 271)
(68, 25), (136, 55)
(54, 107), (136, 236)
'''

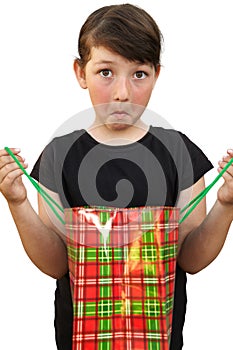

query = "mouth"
(110, 111), (130, 119)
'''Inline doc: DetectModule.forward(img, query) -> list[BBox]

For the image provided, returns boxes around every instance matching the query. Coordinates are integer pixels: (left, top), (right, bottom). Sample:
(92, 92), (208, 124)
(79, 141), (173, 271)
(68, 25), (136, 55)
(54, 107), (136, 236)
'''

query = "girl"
(0, 4), (233, 350)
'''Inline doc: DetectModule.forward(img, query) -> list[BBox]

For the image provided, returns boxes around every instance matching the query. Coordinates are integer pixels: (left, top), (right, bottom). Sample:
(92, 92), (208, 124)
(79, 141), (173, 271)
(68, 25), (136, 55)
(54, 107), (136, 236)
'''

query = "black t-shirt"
(31, 126), (213, 350)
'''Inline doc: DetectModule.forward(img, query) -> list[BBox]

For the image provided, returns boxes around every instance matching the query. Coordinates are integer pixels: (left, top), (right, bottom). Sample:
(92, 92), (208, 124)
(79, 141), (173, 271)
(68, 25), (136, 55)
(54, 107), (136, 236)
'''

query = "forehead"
(89, 46), (129, 62)
(89, 46), (151, 67)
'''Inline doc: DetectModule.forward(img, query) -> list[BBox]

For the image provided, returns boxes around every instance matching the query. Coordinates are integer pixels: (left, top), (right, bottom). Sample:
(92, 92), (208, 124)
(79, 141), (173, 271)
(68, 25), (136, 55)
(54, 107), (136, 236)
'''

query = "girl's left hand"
(217, 149), (233, 207)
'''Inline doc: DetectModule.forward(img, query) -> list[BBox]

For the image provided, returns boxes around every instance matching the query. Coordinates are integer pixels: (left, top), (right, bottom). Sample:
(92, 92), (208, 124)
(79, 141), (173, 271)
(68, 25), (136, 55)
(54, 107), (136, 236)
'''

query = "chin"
(106, 122), (131, 131)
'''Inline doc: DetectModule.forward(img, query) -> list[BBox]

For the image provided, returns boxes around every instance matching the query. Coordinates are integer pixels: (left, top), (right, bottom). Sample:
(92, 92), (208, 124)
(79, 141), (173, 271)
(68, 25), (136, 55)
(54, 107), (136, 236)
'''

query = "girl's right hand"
(0, 148), (28, 206)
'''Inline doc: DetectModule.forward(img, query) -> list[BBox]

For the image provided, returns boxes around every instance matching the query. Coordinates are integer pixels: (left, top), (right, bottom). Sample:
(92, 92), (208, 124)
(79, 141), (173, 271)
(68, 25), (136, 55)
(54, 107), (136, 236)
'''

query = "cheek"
(132, 86), (153, 105)
(89, 85), (111, 106)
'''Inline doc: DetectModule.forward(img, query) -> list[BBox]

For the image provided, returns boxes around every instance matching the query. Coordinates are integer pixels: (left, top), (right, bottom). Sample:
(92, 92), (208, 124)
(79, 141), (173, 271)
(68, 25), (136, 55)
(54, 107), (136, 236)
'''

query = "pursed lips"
(110, 111), (130, 118)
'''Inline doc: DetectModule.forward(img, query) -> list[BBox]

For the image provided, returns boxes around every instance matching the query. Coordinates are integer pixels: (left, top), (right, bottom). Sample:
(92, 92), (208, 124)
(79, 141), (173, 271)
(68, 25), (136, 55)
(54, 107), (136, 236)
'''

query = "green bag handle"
(5, 147), (65, 225)
(5, 146), (233, 225)
(179, 157), (233, 223)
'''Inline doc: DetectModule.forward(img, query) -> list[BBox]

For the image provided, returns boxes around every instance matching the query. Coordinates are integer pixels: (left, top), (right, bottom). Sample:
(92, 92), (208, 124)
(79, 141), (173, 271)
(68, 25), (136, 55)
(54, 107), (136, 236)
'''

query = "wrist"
(8, 197), (28, 211)
(215, 199), (233, 221)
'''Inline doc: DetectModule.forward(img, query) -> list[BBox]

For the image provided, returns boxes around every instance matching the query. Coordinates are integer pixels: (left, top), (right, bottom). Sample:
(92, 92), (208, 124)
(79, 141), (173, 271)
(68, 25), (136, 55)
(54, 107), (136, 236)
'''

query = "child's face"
(74, 46), (159, 128)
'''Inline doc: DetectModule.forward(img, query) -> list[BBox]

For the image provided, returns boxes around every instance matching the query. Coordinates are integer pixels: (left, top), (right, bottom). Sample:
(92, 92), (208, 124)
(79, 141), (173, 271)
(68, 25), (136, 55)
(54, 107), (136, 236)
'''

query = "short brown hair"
(77, 4), (163, 71)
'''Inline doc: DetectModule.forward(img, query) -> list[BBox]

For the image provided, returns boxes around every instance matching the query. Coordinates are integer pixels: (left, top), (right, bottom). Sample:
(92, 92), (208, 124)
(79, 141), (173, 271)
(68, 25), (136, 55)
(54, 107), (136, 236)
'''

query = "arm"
(0, 148), (68, 279)
(177, 149), (233, 274)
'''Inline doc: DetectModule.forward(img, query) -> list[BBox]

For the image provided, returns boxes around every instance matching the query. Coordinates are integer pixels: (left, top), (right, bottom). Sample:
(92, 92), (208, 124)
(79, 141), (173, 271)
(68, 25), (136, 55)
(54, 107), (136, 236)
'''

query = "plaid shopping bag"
(65, 206), (179, 350)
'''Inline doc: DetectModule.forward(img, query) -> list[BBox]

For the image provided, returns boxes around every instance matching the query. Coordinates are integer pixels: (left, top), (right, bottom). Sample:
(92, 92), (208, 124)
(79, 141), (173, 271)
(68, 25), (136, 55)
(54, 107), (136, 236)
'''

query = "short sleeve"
(30, 130), (85, 193)
(149, 127), (213, 192)
(178, 132), (213, 189)
(30, 141), (57, 192)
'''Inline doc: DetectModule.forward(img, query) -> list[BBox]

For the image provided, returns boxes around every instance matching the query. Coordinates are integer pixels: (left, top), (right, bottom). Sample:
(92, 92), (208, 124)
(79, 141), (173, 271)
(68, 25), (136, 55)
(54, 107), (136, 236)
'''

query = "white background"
(0, 1), (233, 349)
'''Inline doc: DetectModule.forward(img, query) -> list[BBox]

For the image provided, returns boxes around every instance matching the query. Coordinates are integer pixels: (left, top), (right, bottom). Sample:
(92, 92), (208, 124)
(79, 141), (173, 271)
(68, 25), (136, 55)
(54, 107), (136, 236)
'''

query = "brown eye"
(100, 69), (112, 78)
(134, 71), (147, 79)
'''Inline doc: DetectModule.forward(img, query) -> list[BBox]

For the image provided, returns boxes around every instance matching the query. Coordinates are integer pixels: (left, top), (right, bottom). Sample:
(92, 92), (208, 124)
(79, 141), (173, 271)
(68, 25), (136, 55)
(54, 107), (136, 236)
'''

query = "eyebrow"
(93, 60), (114, 65)
(93, 60), (152, 68)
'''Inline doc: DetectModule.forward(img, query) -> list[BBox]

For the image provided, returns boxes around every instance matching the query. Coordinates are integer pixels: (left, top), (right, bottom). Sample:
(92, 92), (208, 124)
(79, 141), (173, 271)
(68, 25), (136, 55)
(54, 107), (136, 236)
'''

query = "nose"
(113, 77), (130, 102)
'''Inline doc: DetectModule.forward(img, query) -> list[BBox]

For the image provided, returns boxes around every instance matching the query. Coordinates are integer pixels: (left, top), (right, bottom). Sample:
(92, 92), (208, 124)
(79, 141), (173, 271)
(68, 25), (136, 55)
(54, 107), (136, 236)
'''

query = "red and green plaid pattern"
(65, 206), (179, 350)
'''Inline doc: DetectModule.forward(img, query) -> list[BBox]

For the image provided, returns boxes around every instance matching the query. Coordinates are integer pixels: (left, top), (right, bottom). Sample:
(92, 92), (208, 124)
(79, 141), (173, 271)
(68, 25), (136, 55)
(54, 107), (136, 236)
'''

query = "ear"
(153, 64), (161, 87)
(155, 64), (161, 80)
(73, 59), (87, 89)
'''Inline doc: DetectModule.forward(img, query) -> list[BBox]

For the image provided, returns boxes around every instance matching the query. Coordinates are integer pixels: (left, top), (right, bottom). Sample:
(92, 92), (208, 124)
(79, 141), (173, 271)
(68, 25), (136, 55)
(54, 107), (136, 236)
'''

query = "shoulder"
(149, 126), (213, 187)
(149, 126), (208, 157)
(48, 129), (86, 149)
(148, 126), (193, 156)
(150, 126), (189, 143)
(42, 129), (86, 159)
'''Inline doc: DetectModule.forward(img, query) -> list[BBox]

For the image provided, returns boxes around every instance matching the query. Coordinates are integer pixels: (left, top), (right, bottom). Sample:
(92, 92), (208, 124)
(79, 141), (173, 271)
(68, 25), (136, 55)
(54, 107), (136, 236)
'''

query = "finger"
(0, 162), (28, 183)
(0, 154), (25, 166)
(227, 148), (233, 156)
(218, 159), (233, 169)
(0, 159), (25, 173)
(0, 154), (26, 170)
(217, 162), (233, 181)
(222, 156), (233, 164)
(221, 149), (233, 162)
(0, 148), (21, 157)
(218, 169), (233, 182)
(1, 168), (25, 188)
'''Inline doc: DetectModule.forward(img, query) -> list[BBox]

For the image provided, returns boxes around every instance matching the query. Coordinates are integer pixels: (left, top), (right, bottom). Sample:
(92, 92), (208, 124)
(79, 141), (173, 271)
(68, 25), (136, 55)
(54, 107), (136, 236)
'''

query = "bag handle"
(4, 147), (65, 225)
(179, 157), (233, 223)
(5, 146), (233, 225)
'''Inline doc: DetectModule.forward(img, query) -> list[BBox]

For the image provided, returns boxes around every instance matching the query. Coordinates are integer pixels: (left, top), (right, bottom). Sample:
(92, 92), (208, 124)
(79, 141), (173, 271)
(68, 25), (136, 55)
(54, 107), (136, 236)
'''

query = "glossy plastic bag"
(65, 206), (179, 350)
